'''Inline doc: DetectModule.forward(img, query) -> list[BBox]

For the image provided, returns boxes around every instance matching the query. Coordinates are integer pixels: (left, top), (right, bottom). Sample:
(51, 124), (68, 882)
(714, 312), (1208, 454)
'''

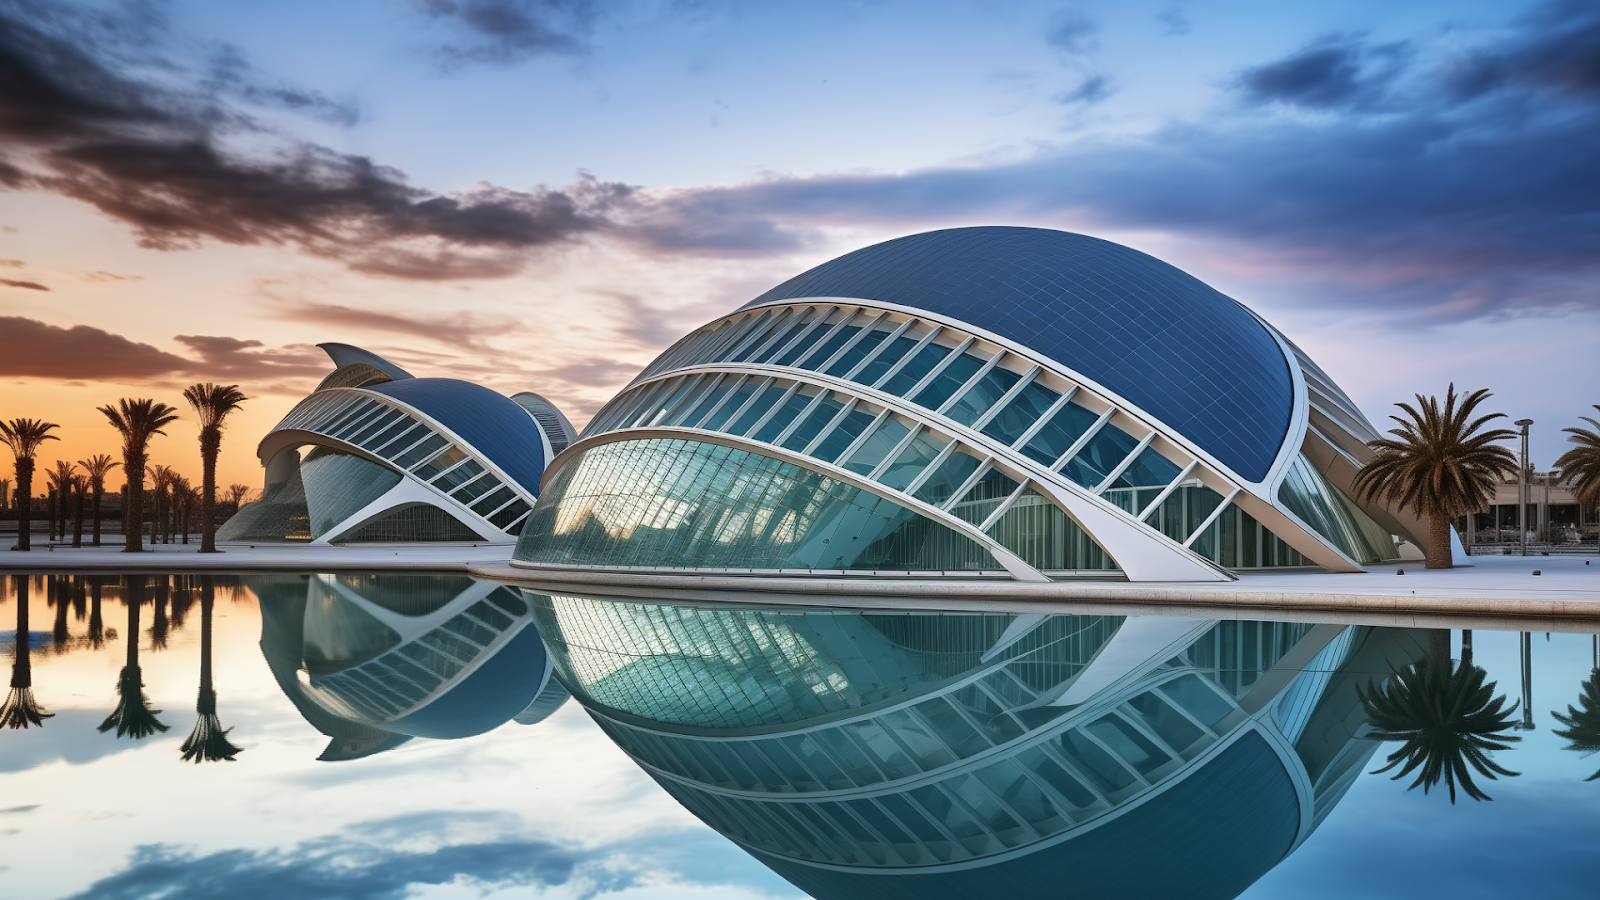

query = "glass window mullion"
(936, 349), (1003, 415)
(746, 382), (801, 440)
(816, 310), (888, 373)
(1011, 385), (1078, 449)
(768, 305), (837, 366)
(834, 407), (890, 466)
(691, 374), (750, 429)
(1093, 431), (1155, 494)
(722, 310), (779, 362)
(1137, 460), (1198, 521)
(742, 307), (806, 363)
(903, 335), (975, 401)
(941, 457), (997, 511)
(1183, 488), (1240, 548)
(845, 317), (916, 381)
(1052, 407), (1115, 472)
(772, 388), (828, 446)
(720, 376), (775, 434)
(794, 308), (859, 369)
(867, 422), (924, 481)
(902, 439), (960, 498)
(973, 366), (1042, 432)
(870, 325), (943, 390)
(802, 396), (859, 457)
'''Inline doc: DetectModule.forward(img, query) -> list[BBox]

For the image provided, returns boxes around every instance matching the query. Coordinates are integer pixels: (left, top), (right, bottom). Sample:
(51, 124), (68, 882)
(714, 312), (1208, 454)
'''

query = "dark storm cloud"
(61, 834), (587, 900)
(411, 0), (600, 66)
(0, 0), (638, 279)
(1234, 34), (1412, 110)
(1445, 0), (1600, 101)
(0, 317), (327, 382)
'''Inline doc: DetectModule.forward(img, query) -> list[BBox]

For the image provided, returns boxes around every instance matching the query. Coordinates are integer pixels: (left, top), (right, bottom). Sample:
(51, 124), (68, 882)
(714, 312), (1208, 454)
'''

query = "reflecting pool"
(2, 573), (1597, 899)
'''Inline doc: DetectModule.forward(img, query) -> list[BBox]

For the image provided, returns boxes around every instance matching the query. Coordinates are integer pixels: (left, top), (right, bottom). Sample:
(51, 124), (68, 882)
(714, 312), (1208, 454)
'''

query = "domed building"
(222, 343), (576, 544)
(514, 226), (1441, 582)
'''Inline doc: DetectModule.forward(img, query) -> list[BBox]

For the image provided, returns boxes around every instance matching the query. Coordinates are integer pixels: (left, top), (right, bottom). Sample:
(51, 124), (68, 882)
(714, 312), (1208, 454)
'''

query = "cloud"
(78, 270), (142, 282)
(275, 302), (520, 349)
(1234, 33), (1412, 110)
(1444, 0), (1600, 101)
(1157, 6), (1192, 37)
(1054, 75), (1110, 106)
(1045, 9), (1099, 56)
(411, 0), (600, 66)
(61, 833), (588, 900)
(0, 316), (328, 383)
(1, 277), (48, 290)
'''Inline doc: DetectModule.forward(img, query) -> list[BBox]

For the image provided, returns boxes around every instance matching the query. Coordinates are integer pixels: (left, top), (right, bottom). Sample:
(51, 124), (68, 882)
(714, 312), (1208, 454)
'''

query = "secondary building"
(221, 343), (576, 545)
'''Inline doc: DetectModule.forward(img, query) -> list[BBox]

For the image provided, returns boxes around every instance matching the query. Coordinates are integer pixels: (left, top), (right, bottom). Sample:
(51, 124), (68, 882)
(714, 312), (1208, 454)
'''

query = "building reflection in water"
(252, 574), (569, 760)
(523, 592), (1431, 900)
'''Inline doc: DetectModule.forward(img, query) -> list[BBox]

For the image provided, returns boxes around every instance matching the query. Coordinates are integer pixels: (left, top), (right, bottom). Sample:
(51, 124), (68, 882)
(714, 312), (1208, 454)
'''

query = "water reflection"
(524, 594), (1446, 900)
(2, 575), (51, 729)
(252, 573), (569, 760)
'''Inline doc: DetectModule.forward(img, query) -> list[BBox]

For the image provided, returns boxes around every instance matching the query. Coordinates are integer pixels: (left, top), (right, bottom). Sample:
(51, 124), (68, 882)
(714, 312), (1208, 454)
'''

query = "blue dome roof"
(744, 227), (1293, 482)
(369, 378), (547, 493)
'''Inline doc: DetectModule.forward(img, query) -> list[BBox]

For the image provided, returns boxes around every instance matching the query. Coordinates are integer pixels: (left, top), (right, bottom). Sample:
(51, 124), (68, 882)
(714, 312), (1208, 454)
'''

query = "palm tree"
(146, 464), (174, 545)
(225, 483), (252, 513)
(1551, 668), (1600, 782)
(78, 455), (120, 547)
(183, 384), (247, 554)
(0, 419), (60, 552)
(45, 461), (77, 544)
(86, 576), (109, 649)
(1554, 407), (1600, 550)
(181, 576), (243, 763)
(1353, 385), (1518, 568)
(98, 399), (179, 553)
(1359, 630), (1522, 802)
(1, 576), (52, 728)
(98, 577), (169, 739)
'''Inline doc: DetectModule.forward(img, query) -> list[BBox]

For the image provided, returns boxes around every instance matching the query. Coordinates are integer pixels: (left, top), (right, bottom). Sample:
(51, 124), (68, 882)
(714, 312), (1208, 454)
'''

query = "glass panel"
(877, 794), (958, 862)
(913, 698), (991, 758)
(678, 377), (734, 429)
(1014, 746), (1099, 811)
(826, 327), (892, 379)
(701, 379), (757, 432)
(876, 429), (948, 492)
(489, 500), (531, 529)
(730, 383), (787, 435)
(393, 433), (446, 469)
(1156, 674), (1234, 729)
(940, 773), (1028, 846)
(840, 415), (912, 477)
(781, 393), (845, 453)
(946, 363), (1022, 427)
(730, 309), (795, 362)
(662, 376), (721, 427)
(471, 485), (515, 514)
(329, 401), (382, 439)
(773, 314), (837, 367)
(299, 449), (403, 539)
(946, 684), (1022, 744)
(1277, 451), (1399, 564)
(1019, 401), (1100, 466)
(848, 332), (917, 385)
(752, 387), (813, 444)
(1125, 691), (1208, 758)
(975, 759), (1068, 834)
(432, 459), (484, 492)
(781, 735), (853, 791)
(451, 472), (495, 503)
(810, 407), (875, 465)
(879, 341), (952, 396)
(985, 489), (1118, 571)
(414, 446), (467, 481)
(909, 351), (985, 411)
(1054, 730), (1137, 794)
(1085, 714), (1173, 777)
(843, 720), (919, 781)
(912, 450), (982, 507)
(513, 438), (1001, 571)
(1060, 420), (1141, 488)
(798, 324), (861, 371)
(349, 408), (404, 445)
(950, 466), (1019, 526)
(373, 422), (424, 456)
(1144, 483), (1225, 546)
(981, 380), (1060, 446)
(877, 709), (956, 771)
(749, 310), (819, 364)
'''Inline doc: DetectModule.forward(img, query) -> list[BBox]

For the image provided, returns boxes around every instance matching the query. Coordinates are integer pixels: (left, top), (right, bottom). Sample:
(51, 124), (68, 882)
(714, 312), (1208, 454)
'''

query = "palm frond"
(1551, 668), (1600, 782)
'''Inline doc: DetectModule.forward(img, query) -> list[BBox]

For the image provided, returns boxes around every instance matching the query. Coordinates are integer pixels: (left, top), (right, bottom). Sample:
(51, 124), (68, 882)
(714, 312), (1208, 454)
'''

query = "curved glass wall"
(336, 504), (481, 543)
(300, 447), (403, 538)
(217, 464), (312, 542)
(515, 438), (1002, 573)
(530, 593), (1423, 881)
(1277, 452), (1398, 564)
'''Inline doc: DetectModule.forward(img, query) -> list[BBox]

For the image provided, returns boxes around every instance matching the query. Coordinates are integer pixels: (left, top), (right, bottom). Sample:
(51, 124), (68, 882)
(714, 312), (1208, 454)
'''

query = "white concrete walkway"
(0, 541), (513, 571)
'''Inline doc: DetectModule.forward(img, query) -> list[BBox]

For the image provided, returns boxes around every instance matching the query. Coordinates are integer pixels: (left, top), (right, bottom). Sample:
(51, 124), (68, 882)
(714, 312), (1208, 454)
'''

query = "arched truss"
(556, 299), (1412, 579)
(261, 386), (539, 543)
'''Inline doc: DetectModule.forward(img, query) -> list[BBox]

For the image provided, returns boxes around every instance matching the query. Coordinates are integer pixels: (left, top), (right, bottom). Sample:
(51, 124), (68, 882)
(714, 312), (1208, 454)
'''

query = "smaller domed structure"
(221, 343), (576, 544)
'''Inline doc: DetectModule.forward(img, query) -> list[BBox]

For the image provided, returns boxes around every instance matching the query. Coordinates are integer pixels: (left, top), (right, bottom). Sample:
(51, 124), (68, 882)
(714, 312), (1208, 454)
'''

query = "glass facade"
(514, 438), (1002, 572)
(216, 464), (312, 542)
(1277, 452), (1398, 564)
(300, 447), (403, 537)
(336, 504), (482, 543)
(527, 594), (1404, 875)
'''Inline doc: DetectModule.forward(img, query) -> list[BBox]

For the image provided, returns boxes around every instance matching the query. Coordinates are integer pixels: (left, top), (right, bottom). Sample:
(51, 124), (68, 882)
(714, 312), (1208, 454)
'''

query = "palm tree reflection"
(180, 576), (242, 763)
(1551, 666), (1600, 782)
(1358, 630), (1521, 802)
(2, 576), (53, 728)
(99, 577), (170, 740)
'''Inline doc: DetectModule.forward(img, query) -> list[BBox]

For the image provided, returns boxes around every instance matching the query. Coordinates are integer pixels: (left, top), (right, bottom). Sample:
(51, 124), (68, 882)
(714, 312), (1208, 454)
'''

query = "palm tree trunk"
(47, 487), (56, 542)
(72, 483), (84, 547)
(122, 453), (144, 553)
(14, 460), (32, 551)
(91, 487), (103, 546)
(200, 436), (219, 553)
(1427, 513), (1453, 569)
(88, 577), (104, 647)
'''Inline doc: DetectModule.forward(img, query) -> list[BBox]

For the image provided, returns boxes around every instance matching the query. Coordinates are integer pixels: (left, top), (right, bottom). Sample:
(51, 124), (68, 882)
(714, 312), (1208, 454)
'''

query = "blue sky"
(1, 0), (1596, 486)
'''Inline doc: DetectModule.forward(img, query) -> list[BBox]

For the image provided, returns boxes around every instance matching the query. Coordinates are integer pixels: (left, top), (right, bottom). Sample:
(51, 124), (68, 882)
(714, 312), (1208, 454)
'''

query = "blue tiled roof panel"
(369, 378), (547, 494)
(744, 227), (1292, 481)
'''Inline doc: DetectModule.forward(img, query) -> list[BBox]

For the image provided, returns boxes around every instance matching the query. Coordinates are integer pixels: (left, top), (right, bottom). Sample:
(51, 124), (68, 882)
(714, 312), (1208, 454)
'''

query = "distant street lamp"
(1516, 419), (1533, 556)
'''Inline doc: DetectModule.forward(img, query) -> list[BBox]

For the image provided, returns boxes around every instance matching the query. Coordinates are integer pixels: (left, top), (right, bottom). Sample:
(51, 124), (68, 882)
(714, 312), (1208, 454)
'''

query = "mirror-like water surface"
(1, 573), (1596, 899)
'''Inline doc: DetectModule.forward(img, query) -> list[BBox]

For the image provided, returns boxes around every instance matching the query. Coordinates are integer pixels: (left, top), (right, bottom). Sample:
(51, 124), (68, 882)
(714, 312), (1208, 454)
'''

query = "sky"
(2, 0), (1598, 492)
